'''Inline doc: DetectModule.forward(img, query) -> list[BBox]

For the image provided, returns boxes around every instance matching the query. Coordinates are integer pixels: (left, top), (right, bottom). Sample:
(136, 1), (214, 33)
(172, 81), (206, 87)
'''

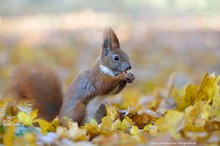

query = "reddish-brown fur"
(71, 101), (86, 125)
(10, 64), (63, 121)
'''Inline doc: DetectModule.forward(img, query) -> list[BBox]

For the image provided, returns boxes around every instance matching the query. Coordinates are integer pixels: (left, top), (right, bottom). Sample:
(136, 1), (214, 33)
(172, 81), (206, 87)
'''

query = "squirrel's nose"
(126, 65), (131, 70)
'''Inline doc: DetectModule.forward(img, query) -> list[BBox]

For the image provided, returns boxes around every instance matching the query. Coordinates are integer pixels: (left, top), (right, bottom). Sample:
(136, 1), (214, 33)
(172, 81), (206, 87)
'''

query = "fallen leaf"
(3, 126), (15, 146)
(17, 111), (33, 126)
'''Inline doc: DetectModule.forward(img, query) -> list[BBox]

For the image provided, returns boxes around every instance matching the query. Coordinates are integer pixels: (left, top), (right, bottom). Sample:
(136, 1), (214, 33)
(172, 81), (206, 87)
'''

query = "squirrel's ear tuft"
(102, 27), (120, 50)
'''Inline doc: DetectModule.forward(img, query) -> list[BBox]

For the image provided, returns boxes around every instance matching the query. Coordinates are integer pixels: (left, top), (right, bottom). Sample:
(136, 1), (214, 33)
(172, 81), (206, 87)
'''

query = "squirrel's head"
(100, 28), (131, 76)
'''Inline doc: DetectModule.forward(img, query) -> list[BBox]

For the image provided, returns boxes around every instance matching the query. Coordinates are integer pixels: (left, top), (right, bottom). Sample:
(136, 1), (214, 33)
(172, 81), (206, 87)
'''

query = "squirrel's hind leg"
(95, 104), (107, 124)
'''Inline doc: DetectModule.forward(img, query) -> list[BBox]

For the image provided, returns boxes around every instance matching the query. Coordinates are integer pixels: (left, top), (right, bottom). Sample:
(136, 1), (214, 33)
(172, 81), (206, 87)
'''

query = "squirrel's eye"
(113, 55), (120, 61)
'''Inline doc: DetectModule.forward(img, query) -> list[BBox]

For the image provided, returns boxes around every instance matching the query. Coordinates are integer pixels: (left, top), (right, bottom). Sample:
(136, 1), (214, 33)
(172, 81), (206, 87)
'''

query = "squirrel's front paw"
(117, 72), (127, 80)
(125, 73), (135, 83)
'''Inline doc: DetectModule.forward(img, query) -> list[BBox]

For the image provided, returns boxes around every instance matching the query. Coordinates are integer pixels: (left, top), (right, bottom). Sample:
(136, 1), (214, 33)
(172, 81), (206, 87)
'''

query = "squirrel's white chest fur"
(85, 65), (120, 123)
(85, 96), (106, 123)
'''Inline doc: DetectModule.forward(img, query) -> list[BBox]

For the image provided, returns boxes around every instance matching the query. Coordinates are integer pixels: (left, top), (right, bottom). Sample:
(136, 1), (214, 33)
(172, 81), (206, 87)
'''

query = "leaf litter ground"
(0, 73), (220, 146)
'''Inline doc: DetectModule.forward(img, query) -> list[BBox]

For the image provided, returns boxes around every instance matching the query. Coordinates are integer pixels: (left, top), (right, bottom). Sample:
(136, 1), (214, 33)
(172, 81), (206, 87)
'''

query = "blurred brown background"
(0, 0), (220, 99)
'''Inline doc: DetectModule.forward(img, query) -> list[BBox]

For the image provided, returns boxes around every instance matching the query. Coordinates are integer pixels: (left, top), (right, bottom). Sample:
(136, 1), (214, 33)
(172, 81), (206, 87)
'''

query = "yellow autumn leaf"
(106, 105), (119, 121)
(211, 95), (220, 121)
(130, 125), (145, 142)
(84, 122), (101, 139)
(130, 126), (139, 136)
(143, 124), (158, 136)
(184, 101), (211, 131)
(181, 85), (199, 109)
(197, 73), (219, 103)
(33, 119), (50, 133)
(30, 109), (38, 120)
(56, 126), (69, 138)
(47, 118), (59, 132)
(180, 73), (220, 110)
(23, 133), (37, 144)
(130, 126), (146, 142)
(57, 122), (87, 141)
(0, 102), (7, 121)
(33, 118), (58, 133)
(68, 122), (87, 141)
(155, 110), (185, 139)
(3, 126), (15, 146)
(112, 116), (132, 131)
(143, 124), (151, 132)
(17, 111), (33, 126)
(100, 116), (112, 130)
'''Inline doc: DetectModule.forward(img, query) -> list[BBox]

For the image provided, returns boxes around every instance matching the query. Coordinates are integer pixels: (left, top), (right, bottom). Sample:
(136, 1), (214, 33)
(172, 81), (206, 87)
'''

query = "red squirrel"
(10, 28), (135, 125)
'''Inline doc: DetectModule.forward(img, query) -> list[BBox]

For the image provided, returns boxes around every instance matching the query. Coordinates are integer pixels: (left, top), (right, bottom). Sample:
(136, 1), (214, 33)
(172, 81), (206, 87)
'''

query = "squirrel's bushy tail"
(10, 64), (63, 121)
